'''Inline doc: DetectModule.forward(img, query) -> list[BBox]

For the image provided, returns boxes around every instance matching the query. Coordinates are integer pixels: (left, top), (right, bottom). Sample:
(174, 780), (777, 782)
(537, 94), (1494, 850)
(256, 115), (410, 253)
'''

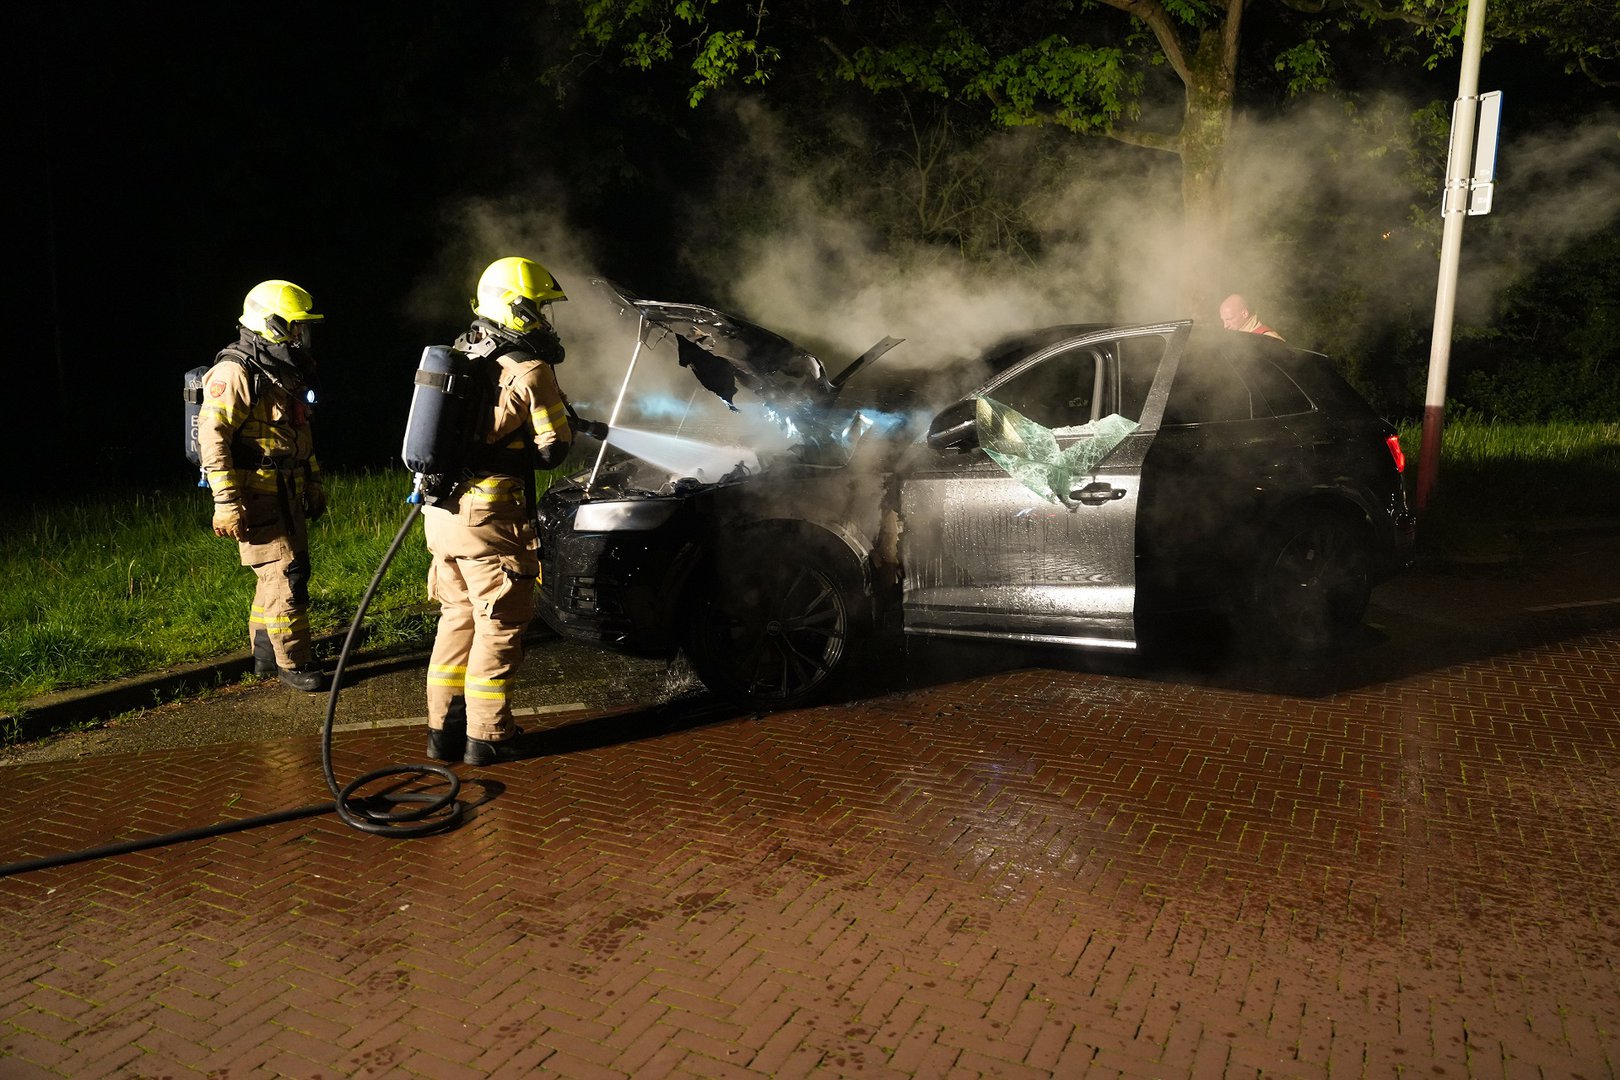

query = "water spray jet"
(599, 426), (758, 482)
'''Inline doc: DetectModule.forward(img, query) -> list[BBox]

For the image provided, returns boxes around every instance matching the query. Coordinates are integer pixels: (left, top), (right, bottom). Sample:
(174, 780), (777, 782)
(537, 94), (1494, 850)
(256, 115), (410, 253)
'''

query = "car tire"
(681, 536), (867, 709)
(1248, 509), (1373, 652)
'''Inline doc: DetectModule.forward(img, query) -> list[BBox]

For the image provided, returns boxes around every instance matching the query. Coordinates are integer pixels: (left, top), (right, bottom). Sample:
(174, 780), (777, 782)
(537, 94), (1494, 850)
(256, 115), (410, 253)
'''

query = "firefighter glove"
(573, 416), (608, 441)
(212, 502), (249, 541)
(303, 481), (327, 522)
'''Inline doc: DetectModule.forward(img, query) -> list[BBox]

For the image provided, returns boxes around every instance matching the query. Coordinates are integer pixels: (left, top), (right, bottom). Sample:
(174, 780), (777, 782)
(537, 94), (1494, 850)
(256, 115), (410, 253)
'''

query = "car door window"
(983, 345), (1105, 430)
(1117, 335), (1167, 423)
(970, 333), (1170, 505)
(1162, 341), (1257, 425)
(987, 334), (1168, 429)
(1245, 356), (1314, 416)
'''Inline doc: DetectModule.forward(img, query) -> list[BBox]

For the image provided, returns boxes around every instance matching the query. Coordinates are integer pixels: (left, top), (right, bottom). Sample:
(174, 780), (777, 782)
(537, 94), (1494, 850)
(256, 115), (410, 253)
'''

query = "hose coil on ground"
(322, 501), (463, 836)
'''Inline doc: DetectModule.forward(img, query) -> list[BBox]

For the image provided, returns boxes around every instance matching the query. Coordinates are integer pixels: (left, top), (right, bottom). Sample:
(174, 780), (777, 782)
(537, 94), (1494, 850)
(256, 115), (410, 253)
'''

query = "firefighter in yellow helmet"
(197, 279), (328, 692)
(423, 256), (598, 765)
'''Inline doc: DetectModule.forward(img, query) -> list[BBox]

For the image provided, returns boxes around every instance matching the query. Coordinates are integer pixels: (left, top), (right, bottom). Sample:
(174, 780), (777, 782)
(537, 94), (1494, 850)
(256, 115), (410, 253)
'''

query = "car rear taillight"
(1385, 434), (1406, 473)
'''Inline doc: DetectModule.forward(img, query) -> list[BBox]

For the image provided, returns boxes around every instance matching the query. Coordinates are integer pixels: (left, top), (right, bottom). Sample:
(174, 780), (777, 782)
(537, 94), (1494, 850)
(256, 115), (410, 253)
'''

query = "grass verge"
(1, 469), (440, 717)
(1394, 418), (1620, 557)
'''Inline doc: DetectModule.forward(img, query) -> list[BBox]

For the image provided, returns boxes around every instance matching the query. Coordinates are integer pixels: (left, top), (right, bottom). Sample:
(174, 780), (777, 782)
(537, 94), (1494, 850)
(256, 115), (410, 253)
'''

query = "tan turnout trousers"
(423, 531), (538, 742)
(244, 487), (314, 671)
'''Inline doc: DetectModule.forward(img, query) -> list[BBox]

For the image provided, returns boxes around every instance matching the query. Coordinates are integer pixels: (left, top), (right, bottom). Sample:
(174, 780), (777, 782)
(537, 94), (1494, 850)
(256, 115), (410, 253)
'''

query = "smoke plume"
(418, 89), (1620, 423)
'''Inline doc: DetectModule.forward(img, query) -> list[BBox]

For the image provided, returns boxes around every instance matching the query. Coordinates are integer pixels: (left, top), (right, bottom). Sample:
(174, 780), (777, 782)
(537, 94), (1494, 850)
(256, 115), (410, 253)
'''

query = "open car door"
(899, 324), (1186, 650)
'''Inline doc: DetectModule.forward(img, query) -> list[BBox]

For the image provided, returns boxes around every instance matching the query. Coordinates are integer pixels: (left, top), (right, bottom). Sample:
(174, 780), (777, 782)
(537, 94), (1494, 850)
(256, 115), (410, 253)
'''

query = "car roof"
(980, 324), (1119, 369)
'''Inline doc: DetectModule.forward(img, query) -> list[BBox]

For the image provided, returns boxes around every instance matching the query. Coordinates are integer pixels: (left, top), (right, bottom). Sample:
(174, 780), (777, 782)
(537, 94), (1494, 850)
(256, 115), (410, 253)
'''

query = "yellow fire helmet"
(241, 280), (324, 343)
(473, 256), (567, 332)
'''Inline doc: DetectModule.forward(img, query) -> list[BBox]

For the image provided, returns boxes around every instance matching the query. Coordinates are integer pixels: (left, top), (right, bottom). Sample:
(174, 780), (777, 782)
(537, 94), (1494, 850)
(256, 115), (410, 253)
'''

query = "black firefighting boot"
(427, 721), (467, 762)
(464, 727), (533, 766)
(278, 665), (327, 693)
(428, 699), (467, 761)
(252, 631), (277, 677)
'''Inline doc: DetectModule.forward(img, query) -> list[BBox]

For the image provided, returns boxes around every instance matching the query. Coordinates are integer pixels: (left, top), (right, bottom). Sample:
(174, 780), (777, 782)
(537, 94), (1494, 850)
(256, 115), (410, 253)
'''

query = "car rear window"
(1244, 357), (1314, 416)
(1164, 337), (1315, 425)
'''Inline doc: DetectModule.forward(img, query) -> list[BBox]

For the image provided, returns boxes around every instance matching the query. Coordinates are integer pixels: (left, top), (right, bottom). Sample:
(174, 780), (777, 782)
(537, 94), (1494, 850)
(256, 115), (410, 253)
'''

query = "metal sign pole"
(1416, 0), (1491, 514)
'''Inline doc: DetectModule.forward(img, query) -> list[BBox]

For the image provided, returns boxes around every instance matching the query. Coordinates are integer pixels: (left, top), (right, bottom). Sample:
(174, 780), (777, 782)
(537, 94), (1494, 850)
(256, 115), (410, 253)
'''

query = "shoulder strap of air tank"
(486, 346), (550, 380)
(214, 345), (263, 402)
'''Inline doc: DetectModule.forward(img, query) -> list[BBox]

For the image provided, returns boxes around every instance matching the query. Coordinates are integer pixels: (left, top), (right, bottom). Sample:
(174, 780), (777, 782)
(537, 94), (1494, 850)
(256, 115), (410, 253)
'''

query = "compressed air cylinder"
(401, 345), (483, 488)
(183, 365), (211, 486)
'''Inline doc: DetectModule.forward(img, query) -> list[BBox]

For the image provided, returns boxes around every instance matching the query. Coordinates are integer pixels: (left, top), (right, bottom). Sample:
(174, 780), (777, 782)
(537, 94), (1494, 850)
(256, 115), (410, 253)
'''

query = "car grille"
(564, 575), (625, 616)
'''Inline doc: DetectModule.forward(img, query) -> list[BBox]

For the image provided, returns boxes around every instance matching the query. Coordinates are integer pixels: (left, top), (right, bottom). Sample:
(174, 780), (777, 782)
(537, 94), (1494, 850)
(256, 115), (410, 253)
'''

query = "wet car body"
(537, 292), (1415, 706)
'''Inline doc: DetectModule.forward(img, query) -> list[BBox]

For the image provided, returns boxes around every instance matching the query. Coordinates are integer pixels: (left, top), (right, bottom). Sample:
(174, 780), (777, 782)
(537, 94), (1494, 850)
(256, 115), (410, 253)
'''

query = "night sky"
(11, 2), (700, 492)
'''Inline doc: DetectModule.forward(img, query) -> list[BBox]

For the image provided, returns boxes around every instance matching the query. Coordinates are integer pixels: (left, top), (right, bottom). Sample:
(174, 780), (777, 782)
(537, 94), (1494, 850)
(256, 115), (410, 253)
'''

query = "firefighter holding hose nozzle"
(421, 256), (594, 766)
(197, 280), (329, 693)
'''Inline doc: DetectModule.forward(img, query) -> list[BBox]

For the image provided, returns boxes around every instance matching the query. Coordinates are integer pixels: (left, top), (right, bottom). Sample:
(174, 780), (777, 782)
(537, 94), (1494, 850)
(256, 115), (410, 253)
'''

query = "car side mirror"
(926, 399), (979, 452)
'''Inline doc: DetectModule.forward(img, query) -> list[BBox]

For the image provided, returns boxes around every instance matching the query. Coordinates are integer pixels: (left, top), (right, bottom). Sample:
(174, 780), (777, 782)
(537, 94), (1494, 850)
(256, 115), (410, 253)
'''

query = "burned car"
(536, 283), (1415, 707)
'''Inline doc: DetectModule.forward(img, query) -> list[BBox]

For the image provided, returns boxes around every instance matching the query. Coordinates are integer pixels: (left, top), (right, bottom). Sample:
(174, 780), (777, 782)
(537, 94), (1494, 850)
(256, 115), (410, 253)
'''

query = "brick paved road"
(2, 586), (1618, 1076)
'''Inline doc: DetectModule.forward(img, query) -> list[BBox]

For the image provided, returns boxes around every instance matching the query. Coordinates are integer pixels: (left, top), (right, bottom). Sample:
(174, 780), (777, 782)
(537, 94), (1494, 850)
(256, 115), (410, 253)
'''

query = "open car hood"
(595, 280), (901, 427)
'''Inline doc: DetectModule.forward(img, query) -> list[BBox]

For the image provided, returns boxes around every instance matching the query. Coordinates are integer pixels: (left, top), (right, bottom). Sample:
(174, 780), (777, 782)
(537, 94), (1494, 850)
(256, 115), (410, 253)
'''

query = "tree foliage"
(551, 0), (1617, 199)
(1457, 222), (1620, 421)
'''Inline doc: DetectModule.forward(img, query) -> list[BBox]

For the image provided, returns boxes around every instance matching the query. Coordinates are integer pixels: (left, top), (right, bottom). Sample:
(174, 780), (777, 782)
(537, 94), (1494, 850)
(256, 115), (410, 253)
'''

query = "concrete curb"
(4, 623), (564, 744)
(2, 630), (357, 744)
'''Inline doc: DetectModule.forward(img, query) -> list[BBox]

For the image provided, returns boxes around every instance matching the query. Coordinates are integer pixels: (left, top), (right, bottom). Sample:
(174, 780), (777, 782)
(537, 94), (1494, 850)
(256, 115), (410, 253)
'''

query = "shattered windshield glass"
(975, 397), (1138, 507)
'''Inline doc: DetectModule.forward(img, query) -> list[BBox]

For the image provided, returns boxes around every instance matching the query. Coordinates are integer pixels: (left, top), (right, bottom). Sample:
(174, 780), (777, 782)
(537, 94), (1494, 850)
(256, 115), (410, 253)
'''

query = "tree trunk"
(1180, 29), (1237, 263)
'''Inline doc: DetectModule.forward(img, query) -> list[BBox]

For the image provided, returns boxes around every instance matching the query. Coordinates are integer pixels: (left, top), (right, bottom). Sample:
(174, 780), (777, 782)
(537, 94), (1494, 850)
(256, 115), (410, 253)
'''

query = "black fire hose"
(0, 502), (462, 878)
(319, 501), (462, 835)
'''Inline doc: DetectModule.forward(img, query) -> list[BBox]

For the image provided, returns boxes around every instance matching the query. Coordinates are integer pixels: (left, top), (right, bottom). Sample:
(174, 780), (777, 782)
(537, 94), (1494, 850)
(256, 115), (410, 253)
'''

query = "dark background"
(9, 2), (716, 492)
(8, 4), (1612, 500)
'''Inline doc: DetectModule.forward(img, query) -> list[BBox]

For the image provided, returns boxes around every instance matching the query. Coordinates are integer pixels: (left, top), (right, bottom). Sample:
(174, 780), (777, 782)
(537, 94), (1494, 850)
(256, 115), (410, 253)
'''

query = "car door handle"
(1070, 481), (1127, 505)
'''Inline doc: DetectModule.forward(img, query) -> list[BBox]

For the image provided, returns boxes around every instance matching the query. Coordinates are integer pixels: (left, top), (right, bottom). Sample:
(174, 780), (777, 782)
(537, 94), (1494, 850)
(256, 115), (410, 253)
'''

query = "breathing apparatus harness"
(184, 331), (322, 484)
(403, 318), (565, 507)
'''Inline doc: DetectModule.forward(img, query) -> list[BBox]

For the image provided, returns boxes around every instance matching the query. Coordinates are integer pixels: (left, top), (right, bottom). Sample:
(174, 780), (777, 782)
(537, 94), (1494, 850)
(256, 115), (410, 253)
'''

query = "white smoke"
(1224, 96), (1620, 332)
(416, 88), (1620, 419)
(1459, 111), (1620, 313)
(668, 93), (1620, 360)
(671, 98), (1191, 368)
